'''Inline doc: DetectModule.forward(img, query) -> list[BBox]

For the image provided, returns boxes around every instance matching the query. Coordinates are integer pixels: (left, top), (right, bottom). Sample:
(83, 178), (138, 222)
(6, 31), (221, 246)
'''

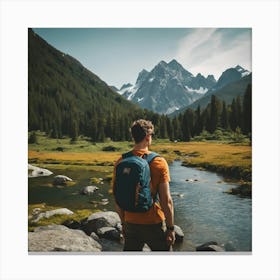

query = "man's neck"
(133, 143), (149, 151)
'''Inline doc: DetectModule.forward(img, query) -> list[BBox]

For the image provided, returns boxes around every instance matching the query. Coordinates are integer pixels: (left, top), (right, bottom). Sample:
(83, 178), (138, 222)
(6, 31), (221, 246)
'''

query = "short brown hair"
(130, 119), (154, 143)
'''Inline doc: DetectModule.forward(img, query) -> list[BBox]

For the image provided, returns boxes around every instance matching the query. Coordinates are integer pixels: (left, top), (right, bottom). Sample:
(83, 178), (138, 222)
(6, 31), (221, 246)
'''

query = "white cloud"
(175, 28), (251, 79)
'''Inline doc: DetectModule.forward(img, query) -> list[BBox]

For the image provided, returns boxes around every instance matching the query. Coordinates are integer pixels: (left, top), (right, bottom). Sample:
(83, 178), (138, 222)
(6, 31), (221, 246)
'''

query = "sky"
(33, 28), (252, 89)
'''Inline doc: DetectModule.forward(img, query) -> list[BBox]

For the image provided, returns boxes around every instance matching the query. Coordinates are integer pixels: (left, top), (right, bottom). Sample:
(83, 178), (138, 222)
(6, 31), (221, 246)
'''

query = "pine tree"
(182, 111), (191, 141)
(97, 118), (105, 142)
(70, 119), (79, 143)
(242, 84), (252, 135)
(194, 105), (203, 136)
(166, 117), (174, 140)
(160, 115), (168, 139)
(89, 116), (98, 142)
(229, 98), (238, 131)
(220, 101), (229, 130)
(209, 95), (219, 133)
(236, 96), (243, 130)
(172, 116), (181, 141)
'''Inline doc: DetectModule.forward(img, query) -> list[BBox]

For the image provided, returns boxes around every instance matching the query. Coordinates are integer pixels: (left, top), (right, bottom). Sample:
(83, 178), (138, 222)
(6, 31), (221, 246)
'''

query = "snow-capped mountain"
(116, 60), (250, 115)
(208, 65), (250, 93)
(117, 59), (216, 114)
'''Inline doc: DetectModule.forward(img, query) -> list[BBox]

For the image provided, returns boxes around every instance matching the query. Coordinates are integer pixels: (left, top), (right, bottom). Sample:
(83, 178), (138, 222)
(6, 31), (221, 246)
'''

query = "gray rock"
(98, 238), (124, 252)
(82, 217), (111, 235)
(32, 208), (74, 222)
(53, 175), (73, 185)
(196, 241), (225, 252)
(87, 211), (121, 227)
(29, 226), (102, 252)
(62, 219), (81, 229)
(28, 164), (53, 178)
(81, 185), (99, 195)
(115, 222), (122, 232)
(34, 224), (69, 232)
(174, 225), (184, 243)
(97, 227), (121, 241)
(82, 211), (121, 236)
(90, 232), (100, 241)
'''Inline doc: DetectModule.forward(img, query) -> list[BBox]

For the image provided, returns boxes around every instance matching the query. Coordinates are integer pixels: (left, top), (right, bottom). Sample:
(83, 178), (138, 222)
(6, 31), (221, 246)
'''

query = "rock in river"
(174, 225), (184, 243)
(81, 185), (99, 195)
(28, 225), (102, 252)
(196, 241), (225, 252)
(53, 175), (73, 185)
(28, 164), (53, 178)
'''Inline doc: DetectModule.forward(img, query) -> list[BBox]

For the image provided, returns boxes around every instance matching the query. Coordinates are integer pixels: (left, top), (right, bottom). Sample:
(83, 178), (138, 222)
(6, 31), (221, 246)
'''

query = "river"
(169, 160), (251, 252)
(28, 161), (252, 252)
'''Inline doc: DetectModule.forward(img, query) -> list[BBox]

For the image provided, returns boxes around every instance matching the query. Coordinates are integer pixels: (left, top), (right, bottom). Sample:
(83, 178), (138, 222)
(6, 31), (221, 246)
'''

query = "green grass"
(29, 131), (133, 153)
(29, 132), (252, 181)
(28, 203), (99, 232)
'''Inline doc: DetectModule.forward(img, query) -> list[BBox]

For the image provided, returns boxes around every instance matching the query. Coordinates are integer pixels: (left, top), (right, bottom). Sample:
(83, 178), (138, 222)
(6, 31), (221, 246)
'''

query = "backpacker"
(114, 151), (160, 212)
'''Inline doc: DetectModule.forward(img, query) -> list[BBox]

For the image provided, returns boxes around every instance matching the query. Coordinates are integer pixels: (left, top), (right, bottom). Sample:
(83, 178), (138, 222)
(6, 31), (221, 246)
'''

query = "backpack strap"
(122, 151), (134, 159)
(145, 152), (160, 164)
(144, 152), (161, 202)
(122, 151), (160, 162)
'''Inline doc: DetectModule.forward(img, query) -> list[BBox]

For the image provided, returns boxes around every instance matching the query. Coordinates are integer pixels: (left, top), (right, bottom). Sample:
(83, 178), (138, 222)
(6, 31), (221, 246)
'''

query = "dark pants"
(123, 222), (171, 251)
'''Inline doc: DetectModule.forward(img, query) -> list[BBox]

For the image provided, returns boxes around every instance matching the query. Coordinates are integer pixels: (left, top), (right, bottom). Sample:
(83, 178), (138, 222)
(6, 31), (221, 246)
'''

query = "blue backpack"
(114, 151), (160, 212)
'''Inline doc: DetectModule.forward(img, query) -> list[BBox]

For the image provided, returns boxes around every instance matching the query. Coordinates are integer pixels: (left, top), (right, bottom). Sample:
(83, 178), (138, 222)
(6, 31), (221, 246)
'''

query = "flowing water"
(169, 161), (251, 252)
(28, 161), (252, 252)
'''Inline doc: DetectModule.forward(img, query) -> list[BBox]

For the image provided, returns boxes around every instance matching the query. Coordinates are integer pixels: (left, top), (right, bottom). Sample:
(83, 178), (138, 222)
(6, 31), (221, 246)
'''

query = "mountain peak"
(196, 73), (204, 78)
(136, 69), (149, 85)
(120, 83), (133, 91)
(168, 59), (181, 66)
(207, 74), (216, 83)
(234, 65), (251, 77)
(158, 60), (168, 66)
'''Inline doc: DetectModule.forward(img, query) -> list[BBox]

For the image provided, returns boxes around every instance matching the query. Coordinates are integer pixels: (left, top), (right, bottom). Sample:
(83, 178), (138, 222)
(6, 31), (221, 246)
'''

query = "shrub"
(102, 145), (120, 152)
(28, 131), (38, 144)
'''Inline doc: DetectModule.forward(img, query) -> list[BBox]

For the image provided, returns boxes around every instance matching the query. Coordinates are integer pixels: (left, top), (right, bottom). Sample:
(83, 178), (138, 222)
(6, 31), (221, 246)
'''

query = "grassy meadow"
(29, 132), (252, 181)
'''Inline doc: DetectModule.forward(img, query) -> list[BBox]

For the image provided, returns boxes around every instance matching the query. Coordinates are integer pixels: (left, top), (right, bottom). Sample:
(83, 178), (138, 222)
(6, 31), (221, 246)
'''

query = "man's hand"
(166, 229), (176, 246)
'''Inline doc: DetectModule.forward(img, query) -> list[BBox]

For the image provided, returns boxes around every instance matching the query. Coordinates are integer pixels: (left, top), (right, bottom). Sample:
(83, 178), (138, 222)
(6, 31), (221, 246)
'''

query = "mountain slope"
(207, 65), (250, 94)
(117, 59), (217, 114)
(178, 73), (252, 113)
(117, 61), (251, 116)
(28, 29), (143, 139)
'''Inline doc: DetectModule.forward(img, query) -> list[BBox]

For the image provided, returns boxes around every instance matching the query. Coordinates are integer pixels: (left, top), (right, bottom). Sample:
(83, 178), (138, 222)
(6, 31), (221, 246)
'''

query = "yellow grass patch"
(29, 150), (120, 165)
(29, 141), (251, 180)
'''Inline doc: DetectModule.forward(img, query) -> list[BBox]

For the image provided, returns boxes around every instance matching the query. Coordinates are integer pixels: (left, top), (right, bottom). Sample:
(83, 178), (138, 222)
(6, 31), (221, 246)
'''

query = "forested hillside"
(28, 29), (153, 141)
(28, 29), (252, 143)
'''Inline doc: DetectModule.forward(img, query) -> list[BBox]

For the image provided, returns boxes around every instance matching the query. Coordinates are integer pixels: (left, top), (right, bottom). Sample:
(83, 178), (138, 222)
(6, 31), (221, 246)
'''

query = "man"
(113, 119), (175, 251)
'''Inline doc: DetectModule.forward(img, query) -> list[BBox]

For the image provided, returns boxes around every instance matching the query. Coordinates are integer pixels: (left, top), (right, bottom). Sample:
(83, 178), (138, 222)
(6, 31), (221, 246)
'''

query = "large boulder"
(32, 208), (74, 222)
(28, 225), (102, 252)
(96, 227), (121, 241)
(28, 164), (53, 178)
(87, 211), (121, 226)
(82, 217), (111, 235)
(82, 211), (121, 235)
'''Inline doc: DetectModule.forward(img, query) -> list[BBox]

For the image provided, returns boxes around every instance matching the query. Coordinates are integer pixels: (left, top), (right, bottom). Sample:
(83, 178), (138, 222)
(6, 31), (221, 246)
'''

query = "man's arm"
(158, 182), (176, 245)
(114, 202), (125, 223)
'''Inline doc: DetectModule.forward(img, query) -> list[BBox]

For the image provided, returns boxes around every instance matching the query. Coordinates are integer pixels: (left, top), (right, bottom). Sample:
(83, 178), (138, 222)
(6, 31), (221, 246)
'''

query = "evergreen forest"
(28, 29), (252, 143)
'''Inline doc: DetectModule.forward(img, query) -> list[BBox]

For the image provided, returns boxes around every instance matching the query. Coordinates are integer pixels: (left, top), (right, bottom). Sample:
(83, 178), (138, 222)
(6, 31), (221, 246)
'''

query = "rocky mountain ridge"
(115, 59), (250, 114)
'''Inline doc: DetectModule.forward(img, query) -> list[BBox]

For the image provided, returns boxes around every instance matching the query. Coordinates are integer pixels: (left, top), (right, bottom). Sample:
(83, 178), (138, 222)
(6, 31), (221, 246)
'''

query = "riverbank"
(28, 135), (252, 196)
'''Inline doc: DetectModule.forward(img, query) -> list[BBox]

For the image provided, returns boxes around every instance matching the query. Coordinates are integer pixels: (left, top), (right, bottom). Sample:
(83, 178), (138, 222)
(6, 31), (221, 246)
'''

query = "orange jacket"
(112, 149), (170, 224)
